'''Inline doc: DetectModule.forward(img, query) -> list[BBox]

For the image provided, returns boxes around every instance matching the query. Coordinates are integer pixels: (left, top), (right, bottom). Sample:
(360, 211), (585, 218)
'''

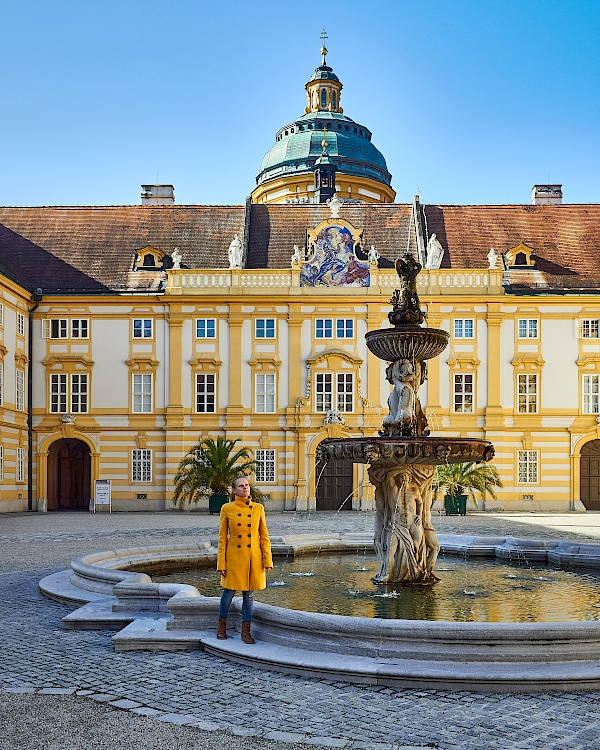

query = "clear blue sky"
(1, 0), (599, 206)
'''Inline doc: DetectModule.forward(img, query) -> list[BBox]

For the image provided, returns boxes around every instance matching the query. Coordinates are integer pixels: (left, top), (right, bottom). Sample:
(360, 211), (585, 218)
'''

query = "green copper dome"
(256, 111), (392, 189)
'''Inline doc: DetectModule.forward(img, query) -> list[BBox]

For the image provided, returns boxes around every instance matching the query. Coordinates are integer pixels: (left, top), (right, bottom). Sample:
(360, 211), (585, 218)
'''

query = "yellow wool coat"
(217, 498), (273, 591)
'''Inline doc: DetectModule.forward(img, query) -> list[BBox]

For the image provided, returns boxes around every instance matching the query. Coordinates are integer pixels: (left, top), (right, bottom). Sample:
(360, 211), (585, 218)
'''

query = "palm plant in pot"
(433, 461), (502, 515)
(173, 437), (258, 513)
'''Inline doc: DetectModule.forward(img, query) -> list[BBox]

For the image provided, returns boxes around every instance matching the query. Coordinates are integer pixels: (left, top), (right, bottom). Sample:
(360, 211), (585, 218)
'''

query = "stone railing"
(166, 268), (504, 296)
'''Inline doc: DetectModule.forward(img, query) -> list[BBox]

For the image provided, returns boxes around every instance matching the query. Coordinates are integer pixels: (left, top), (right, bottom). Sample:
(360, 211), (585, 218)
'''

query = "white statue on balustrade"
(171, 248), (182, 269)
(327, 193), (341, 219)
(228, 234), (243, 269)
(424, 233), (444, 270)
(291, 244), (302, 267)
(368, 245), (380, 266)
(487, 247), (500, 269)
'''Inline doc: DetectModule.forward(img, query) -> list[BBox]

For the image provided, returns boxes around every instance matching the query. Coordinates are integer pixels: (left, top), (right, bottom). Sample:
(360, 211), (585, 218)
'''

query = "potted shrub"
(433, 461), (502, 516)
(173, 437), (257, 513)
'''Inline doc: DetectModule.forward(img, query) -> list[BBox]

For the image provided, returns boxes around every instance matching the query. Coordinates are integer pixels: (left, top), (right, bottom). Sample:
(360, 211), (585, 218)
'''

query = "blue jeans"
(219, 588), (254, 623)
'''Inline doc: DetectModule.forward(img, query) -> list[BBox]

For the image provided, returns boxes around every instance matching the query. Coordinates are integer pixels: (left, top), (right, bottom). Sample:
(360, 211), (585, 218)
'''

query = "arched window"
(515, 252), (527, 265)
(321, 89), (327, 108)
(332, 91), (336, 108)
(143, 254), (155, 267)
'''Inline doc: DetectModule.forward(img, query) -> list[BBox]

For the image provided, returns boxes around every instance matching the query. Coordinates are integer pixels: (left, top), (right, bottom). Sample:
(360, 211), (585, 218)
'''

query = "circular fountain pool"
(150, 552), (600, 623)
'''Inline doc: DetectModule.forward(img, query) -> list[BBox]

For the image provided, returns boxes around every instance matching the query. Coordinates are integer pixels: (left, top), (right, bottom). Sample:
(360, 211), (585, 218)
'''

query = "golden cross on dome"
(320, 29), (328, 65)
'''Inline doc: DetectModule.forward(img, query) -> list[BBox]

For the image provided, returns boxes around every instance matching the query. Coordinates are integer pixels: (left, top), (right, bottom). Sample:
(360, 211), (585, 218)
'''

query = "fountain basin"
(319, 436), (495, 467)
(365, 327), (449, 361)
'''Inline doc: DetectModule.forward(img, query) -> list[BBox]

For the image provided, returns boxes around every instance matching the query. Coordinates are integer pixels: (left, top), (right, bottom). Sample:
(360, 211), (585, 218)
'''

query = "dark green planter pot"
(209, 494), (229, 515)
(444, 494), (467, 516)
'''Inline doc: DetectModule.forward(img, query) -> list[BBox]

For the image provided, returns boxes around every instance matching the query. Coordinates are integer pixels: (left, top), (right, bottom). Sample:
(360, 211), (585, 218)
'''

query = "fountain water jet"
(318, 253), (494, 584)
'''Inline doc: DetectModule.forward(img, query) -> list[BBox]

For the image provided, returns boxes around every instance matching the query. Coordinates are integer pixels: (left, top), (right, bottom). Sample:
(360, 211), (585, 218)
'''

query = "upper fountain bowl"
(365, 327), (449, 362)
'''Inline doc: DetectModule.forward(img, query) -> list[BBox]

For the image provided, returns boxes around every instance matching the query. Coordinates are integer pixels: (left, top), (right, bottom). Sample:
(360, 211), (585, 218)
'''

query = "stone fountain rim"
(40, 533), (600, 692)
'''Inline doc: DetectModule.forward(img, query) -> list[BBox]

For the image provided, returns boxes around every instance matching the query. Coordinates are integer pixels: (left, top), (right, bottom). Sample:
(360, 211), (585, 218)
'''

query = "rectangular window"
(49, 319), (68, 338)
(16, 370), (24, 411)
(453, 319), (474, 339)
(71, 374), (88, 413)
(518, 319), (538, 339)
(50, 374), (67, 413)
(196, 318), (216, 338)
(336, 319), (354, 338)
(71, 319), (89, 338)
(17, 313), (25, 336)
(195, 373), (216, 413)
(133, 319), (153, 338)
(0, 303), (4, 326)
(0, 361), (3, 406)
(583, 374), (600, 414)
(255, 449), (276, 483)
(255, 373), (275, 413)
(255, 318), (276, 338)
(582, 319), (600, 339)
(337, 373), (354, 412)
(17, 447), (24, 483)
(315, 319), (333, 339)
(315, 373), (333, 412)
(0, 445), (3, 481)
(453, 373), (474, 413)
(518, 373), (538, 413)
(518, 450), (538, 483)
(132, 373), (153, 413)
(132, 449), (152, 482)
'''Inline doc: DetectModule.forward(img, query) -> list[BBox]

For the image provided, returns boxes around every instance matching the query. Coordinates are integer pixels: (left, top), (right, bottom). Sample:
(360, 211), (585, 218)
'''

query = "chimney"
(141, 185), (175, 205)
(531, 184), (562, 205)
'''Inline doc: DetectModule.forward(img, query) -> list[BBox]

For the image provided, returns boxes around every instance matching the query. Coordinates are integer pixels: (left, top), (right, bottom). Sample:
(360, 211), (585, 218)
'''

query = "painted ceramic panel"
(301, 225), (370, 287)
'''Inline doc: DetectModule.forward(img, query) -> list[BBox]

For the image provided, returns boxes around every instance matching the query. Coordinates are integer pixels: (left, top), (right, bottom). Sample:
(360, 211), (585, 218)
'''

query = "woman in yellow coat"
(217, 475), (272, 643)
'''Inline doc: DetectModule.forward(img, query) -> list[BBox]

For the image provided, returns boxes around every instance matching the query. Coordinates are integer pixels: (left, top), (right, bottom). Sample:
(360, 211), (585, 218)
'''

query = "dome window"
(285, 130), (289, 136)
(321, 89), (327, 108)
(345, 125), (349, 131)
(332, 91), (337, 108)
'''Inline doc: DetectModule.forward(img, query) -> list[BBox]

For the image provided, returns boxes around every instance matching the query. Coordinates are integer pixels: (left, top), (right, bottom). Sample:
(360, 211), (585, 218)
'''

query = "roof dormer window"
(134, 245), (165, 271)
(504, 242), (536, 268)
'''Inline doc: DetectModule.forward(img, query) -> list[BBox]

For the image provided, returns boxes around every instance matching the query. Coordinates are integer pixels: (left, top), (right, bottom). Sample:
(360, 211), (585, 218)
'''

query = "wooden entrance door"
(581, 440), (600, 510)
(47, 439), (91, 511)
(315, 457), (354, 511)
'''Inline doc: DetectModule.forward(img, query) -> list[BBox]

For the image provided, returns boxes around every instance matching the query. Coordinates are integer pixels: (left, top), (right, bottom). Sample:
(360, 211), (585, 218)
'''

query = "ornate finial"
(320, 29), (328, 65)
(321, 126), (328, 152)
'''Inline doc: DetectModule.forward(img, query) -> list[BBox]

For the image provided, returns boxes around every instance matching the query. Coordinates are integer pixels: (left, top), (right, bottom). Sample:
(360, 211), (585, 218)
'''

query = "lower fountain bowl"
(318, 436), (495, 467)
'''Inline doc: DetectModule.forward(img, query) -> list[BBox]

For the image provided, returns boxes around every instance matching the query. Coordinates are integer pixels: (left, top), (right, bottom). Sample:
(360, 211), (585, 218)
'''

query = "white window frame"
(453, 319), (474, 339)
(132, 449), (152, 482)
(43, 319), (68, 339)
(70, 374), (88, 413)
(71, 319), (89, 338)
(195, 373), (216, 413)
(583, 374), (600, 414)
(0, 445), (3, 481)
(17, 313), (25, 337)
(518, 319), (538, 339)
(315, 372), (354, 413)
(255, 318), (276, 339)
(50, 374), (67, 413)
(132, 318), (153, 339)
(582, 319), (600, 339)
(255, 449), (276, 483)
(336, 319), (354, 339)
(315, 318), (334, 339)
(16, 447), (24, 483)
(518, 373), (538, 414)
(132, 373), (153, 413)
(255, 372), (276, 413)
(453, 373), (474, 413)
(336, 373), (354, 412)
(518, 450), (538, 484)
(16, 370), (24, 411)
(0, 303), (4, 327)
(195, 318), (216, 339)
(315, 372), (333, 412)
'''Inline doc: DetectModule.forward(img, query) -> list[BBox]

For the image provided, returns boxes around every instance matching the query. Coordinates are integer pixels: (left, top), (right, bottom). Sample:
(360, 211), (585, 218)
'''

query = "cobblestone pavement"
(2, 511), (600, 749)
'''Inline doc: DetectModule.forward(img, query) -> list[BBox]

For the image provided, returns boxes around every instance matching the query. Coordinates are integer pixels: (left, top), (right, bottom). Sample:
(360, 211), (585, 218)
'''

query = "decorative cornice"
(306, 348), (363, 366)
(43, 355), (93, 368)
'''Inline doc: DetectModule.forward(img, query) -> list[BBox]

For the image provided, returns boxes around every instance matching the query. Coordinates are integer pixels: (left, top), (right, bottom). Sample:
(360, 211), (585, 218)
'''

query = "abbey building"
(1, 45), (600, 513)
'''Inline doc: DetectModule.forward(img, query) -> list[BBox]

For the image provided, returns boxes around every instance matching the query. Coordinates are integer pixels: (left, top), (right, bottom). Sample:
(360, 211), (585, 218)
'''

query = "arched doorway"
(315, 457), (354, 511)
(580, 440), (600, 510)
(47, 439), (91, 511)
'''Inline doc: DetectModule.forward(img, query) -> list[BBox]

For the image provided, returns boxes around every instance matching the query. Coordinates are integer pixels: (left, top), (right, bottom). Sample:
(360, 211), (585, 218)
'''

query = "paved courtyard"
(3, 509), (600, 749)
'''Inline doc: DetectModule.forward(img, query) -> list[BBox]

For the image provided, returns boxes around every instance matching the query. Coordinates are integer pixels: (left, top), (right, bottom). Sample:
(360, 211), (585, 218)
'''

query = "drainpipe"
(27, 288), (43, 511)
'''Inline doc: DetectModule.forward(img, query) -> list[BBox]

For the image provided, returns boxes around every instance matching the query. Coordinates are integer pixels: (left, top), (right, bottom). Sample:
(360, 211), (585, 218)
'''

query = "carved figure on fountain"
(381, 359), (429, 437)
(388, 254), (426, 327)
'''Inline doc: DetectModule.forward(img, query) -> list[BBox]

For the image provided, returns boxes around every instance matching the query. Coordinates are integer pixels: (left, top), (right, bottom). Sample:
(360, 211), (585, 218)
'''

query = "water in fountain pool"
(149, 552), (600, 622)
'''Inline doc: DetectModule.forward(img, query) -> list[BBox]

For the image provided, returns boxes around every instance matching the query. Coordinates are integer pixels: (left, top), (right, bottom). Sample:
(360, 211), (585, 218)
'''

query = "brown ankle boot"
(216, 617), (227, 640)
(241, 621), (255, 644)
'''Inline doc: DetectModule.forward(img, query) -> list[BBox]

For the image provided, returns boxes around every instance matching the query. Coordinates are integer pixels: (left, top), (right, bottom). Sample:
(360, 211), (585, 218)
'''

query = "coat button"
(238, 513), (241, 516)
(237, 544), (241, 548)
(239, 535), (242, 538)
(247, 545), (251, 548)
(247, 523), (251, 527)
(249, 504), (253, 508)
(247, 515), (251, 518)
(238, 523), (241, 526)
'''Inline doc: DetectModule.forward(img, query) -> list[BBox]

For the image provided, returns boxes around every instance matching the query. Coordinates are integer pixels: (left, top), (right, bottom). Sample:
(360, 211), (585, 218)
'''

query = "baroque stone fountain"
(318, 254), (495, 585)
